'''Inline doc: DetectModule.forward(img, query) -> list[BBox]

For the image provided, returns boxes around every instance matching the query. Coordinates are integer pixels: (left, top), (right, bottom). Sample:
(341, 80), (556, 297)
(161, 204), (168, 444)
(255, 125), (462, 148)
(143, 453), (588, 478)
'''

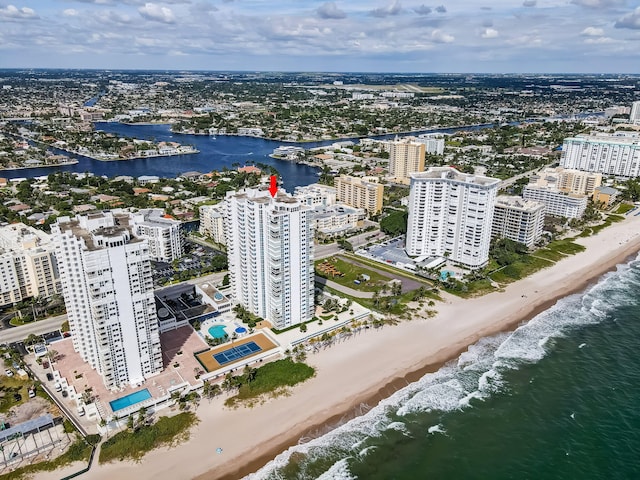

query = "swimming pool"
(208, 324), (228, 339)
(109, 388), (152, 412)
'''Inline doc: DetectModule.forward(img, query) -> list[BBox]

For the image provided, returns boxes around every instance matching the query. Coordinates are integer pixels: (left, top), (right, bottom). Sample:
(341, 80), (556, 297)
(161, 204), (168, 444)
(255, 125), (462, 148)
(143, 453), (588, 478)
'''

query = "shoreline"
(31, 215), (640, 480)
(0, 160), (78, 172)
(206, 219), (640, 480)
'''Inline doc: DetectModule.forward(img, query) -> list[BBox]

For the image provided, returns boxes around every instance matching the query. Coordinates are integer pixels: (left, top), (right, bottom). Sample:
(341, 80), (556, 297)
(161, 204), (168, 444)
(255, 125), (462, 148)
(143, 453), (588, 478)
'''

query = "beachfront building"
(387, 138), (426, 184)
(592, 186), (621, 208)
(199, 202), (227, 246)
(334, 175), (384, 215)
(130, 208), (184, 262)
(0, 223), (61, 307)
(530, 167), (602, 196)
(491, 196), (545, 248)
(405, 167), (500, 269)
(225, 187), (314, 330)
(560, 133), (640, 178)
(522, 185), (587, 219)
(294, 183), (337, 208)
(52, 212), (163, 390)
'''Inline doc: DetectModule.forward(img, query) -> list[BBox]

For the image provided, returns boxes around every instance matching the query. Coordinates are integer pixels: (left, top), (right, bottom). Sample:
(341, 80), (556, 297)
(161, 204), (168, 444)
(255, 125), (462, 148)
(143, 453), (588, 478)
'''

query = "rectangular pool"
(109, 388), (152, 412)
(213, 341), (262, 365)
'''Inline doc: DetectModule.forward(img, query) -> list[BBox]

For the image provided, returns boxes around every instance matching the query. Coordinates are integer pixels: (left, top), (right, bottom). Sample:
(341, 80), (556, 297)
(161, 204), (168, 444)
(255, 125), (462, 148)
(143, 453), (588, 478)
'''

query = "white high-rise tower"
(52, 212), (162, 390)
(630, 101), (640, 125)
(225, 187), (314, 330)
(406, 167), (500, 269)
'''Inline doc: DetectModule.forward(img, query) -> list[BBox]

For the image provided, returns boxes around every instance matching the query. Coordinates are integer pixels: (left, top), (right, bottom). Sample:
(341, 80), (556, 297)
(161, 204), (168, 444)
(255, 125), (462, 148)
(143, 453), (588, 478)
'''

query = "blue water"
(246, 254), (640, 479)
(3, 122), (508, 191)
(109, 388), (152, 412)
(208, 324), (228, 339)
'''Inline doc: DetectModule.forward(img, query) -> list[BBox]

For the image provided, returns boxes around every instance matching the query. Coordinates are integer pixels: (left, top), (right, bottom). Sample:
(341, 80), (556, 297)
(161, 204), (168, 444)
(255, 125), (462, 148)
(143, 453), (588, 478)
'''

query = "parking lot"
(361, 236), (417, 270)
(152, 239), (226, 286)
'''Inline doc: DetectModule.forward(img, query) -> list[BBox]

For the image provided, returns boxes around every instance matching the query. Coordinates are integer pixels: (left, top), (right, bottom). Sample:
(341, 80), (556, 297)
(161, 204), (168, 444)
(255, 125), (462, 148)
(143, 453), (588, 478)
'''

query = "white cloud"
(63, 9), (79, 17)
(584, 36), (615, 44)
(0, 5), (37, 19)
(371, 1), (402, 18)
(615, 7), (640, 30)
(431, 29), (454, 43)
(523, 0), (537, 6)
(481, 28), (499, 38)
(317, 2), (346, 20)
(581, 26), (604, 36)
(138, 3), (176, 24)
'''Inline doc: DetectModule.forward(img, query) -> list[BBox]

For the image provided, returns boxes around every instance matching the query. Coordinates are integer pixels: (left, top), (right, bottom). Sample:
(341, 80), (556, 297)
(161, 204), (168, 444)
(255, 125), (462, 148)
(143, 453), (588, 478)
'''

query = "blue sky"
(1, 0), (640, 72)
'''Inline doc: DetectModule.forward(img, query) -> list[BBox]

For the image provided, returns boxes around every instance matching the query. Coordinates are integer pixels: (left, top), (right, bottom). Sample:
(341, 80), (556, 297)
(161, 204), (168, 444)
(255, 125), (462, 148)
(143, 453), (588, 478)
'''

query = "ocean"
(247, 254), (640, 480)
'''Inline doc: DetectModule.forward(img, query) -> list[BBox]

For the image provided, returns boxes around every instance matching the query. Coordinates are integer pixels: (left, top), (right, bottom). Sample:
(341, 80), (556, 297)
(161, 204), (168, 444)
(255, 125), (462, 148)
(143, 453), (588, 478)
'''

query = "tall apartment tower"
(406, 167), (500, 269)
(334, 175), (384, 215)
(388, 139), (426, 184)
(630, 101), (640, 125)
(52, 212), (162, 390)
(225, 187), (314, 330)
(0, 223), (61, 307)
(492, 196), (545, 248)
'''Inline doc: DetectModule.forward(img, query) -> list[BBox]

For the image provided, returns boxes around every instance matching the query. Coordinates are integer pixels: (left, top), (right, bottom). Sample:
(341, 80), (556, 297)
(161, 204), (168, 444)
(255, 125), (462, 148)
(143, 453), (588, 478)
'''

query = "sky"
(1, 0), (640, 73)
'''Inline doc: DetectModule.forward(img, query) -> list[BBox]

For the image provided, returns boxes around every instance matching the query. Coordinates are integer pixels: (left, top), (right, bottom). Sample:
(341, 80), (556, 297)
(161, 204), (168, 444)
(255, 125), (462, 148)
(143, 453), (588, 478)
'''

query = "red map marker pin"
(269, 175), (278, 197)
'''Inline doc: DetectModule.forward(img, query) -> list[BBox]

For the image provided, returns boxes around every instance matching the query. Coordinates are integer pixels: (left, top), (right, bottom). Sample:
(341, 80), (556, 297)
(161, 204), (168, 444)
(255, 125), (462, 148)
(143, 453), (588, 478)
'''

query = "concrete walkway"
(315, 275), (374, 298)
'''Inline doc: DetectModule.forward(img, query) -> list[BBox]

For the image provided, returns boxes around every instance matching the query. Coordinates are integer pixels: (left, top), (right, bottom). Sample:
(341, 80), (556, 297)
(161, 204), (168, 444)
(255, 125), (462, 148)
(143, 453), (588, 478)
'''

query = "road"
(0, 271), (229, 345)
(0, 314), (67, 345)
(315, 276), (374, 298)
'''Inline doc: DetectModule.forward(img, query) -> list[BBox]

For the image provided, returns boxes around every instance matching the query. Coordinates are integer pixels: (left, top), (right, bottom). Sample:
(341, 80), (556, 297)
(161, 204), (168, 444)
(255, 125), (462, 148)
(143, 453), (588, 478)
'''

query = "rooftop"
(410, 167), (500, 187)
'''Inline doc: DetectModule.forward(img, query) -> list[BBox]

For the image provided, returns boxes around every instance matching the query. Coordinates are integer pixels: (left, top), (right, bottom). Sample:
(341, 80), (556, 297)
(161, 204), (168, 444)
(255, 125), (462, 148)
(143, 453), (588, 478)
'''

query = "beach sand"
(33, 214), (640, 480)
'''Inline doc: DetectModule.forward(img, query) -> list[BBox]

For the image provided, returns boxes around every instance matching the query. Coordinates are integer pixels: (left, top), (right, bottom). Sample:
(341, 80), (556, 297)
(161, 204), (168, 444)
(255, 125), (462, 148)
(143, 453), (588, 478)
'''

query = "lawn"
(225, 358), (315, 407)
(315, 256), (391, 292)
(615, 203), (634, 215)
(489, 256), (554, 284)
(99, 412), (198, 463)
(0, 375), (32, 413)
(546, 239), (586, 255)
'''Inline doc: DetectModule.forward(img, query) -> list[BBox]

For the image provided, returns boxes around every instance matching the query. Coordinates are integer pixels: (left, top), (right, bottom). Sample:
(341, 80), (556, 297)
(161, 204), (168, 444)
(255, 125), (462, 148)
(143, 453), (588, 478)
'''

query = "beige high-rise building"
(388, 139), (426, 184)
(335, 175), (384, 215)
(0, 223), (61, 307)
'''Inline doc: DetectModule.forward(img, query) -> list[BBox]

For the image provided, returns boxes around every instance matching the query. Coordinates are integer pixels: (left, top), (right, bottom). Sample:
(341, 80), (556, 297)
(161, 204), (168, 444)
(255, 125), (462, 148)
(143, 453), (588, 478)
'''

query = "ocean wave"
(245, 259), (640, 480)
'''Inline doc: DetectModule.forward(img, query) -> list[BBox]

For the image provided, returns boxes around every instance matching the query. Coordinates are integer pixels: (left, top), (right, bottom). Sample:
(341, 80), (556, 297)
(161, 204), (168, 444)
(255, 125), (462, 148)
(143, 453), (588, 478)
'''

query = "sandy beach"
(34, 213), (640, 480)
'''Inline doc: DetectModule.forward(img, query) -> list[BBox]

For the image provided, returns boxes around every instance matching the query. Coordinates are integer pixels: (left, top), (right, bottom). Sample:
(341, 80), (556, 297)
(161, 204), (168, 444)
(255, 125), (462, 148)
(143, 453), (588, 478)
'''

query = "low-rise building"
(592, 186), (621, 208)
(313, 204), (365, 237)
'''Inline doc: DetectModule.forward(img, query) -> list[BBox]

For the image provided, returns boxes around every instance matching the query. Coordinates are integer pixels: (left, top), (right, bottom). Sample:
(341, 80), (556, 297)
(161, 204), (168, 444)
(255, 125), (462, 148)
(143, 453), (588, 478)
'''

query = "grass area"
(315, 257), (391, 292)
(577, 214), (625, 238)
(225, 359), (315, 407)
(533, 248), (567, 262)
(546, 239), (586, 255)
(445, 279), (497, 298)
(489, 256), (554, 284)
(342, 253), (434, 287)
(615, 203), (635, 215)
(0, 376), (32, 413)
(99, 412), (198, 463)
(0, 435), (98, 480)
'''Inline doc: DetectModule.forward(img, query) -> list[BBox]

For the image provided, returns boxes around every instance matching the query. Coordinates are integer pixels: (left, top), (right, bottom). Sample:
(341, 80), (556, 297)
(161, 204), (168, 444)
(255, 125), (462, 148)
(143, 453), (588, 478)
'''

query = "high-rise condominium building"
(199, 202), (227, 246)
(415, 134), (445, 155)
(52, 212), (162, 390)
(388, 139), (426, 184)
(492, 196), (545, 248)
(294, 183), (337, 208)
(561, 133), (640, 178)
(225, 188), (314, 330)
(406, 167), (500, 269)
(522, 185), (587, 219)
(130, 208), (183, 262)
(0, 223), (60, 307)
(334, 175), (384, 215)
(630, 101), (640, 125)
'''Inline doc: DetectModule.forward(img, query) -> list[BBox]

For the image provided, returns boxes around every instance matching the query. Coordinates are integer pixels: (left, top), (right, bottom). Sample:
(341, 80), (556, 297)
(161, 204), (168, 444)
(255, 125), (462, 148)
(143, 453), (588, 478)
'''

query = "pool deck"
(195, 332), (279, 373)
(46, 325), (209, 416)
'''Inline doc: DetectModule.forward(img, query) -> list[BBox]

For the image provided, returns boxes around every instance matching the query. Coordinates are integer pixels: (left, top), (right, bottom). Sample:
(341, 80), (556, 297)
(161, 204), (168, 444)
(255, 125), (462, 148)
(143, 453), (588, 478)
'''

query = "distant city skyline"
(1, 1), (640, 73)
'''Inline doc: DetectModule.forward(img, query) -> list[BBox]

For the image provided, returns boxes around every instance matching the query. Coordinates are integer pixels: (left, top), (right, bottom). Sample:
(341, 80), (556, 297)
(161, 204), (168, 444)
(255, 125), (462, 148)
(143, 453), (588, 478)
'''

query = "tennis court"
(213, 341), (262, 365)
(195, 332), (279, 372)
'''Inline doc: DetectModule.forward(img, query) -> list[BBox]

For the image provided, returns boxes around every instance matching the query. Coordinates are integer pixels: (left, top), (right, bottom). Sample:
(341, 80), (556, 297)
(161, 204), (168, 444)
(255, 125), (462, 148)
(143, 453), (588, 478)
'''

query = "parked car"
(28, 389), (36, 398)
(5, 369), (13, 377)
(46, 373), (54, 381)
(42, 361), (49, 369)
(61, 390), (68, 398)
